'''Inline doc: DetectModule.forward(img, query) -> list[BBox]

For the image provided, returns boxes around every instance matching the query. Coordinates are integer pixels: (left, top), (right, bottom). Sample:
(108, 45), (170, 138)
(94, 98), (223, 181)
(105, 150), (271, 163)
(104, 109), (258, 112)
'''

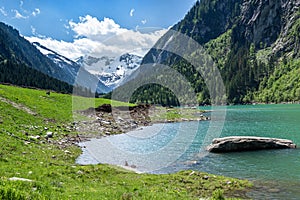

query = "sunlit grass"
(0, 84), (133, 122)
(0, 84), (251, 199)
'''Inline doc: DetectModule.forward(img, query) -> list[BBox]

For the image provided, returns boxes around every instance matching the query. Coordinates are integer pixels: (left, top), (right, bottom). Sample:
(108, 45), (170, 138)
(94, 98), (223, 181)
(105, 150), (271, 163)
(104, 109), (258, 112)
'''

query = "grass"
(0, 84), (133, 122)
(149, 106), (206, 122)
(0, 84), (252, 199)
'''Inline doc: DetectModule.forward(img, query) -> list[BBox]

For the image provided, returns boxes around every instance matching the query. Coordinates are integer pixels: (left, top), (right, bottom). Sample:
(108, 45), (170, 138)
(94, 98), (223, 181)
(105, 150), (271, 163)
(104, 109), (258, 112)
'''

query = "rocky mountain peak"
(133, 0), (300, 105)
(240, 0), (300, 51)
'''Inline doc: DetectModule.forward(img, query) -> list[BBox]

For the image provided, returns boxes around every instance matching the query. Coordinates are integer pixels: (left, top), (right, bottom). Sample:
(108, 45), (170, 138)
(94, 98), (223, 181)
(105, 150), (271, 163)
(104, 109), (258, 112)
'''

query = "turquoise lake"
(77, 104), (300, 199)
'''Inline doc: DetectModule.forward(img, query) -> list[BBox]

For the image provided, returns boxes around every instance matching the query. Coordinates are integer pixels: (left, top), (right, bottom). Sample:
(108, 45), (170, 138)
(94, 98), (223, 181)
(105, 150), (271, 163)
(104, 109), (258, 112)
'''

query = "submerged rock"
(207, 136), (296, 153)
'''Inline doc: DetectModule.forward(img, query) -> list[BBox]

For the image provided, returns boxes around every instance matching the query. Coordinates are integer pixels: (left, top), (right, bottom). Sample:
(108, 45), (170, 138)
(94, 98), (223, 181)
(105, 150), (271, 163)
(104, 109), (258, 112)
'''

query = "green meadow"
(0, 84), (251, 199)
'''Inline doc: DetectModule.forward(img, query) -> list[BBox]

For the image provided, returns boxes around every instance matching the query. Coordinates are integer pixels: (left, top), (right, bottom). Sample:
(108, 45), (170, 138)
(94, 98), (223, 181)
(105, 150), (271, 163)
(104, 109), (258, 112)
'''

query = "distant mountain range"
(0, 22), (109, 94)
(32, 42), (110, 94)
(33, 41), (142, 92)
(0, 20), (142, 94)
(76, 53), (142, 90)
(123, 0), (300, 105)
(1, 0), (299, 105)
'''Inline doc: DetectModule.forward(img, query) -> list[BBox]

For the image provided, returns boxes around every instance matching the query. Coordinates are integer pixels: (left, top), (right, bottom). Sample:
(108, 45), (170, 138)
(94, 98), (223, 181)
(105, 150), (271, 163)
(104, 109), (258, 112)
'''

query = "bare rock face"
(240, 0), (300, 57)
(207, 136), (296, 153)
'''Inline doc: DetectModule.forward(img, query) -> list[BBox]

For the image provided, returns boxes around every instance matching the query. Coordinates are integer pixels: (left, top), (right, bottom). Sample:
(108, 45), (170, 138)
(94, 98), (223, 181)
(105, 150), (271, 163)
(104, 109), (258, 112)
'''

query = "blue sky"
(0, 0), (196, 59)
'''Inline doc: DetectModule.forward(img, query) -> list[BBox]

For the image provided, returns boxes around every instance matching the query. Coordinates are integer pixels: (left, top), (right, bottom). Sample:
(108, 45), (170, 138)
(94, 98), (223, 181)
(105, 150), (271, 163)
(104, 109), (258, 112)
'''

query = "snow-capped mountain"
(32, 41), (142, 92)
(32, 42), (110, 94)
(33, 42), (77, 75)
(77, 53), (142, 90)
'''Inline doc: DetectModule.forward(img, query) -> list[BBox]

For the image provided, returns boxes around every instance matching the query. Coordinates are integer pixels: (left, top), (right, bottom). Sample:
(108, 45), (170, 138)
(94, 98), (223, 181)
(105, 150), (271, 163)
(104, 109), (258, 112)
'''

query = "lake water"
(77, 104), (300, 199)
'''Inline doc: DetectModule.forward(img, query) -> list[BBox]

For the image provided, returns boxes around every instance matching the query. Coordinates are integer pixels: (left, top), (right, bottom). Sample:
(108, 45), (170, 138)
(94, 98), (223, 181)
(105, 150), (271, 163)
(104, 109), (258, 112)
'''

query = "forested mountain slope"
(0, 22), (109, 94)
(0, 23), (73, 93)
(129, 0), (300, 105)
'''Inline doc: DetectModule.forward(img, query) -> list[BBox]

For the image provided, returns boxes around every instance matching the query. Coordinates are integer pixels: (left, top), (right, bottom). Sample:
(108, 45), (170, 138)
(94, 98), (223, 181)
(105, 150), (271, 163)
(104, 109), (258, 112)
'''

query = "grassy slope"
(252, 59), (300, 103)
(0, 84), (251, 199)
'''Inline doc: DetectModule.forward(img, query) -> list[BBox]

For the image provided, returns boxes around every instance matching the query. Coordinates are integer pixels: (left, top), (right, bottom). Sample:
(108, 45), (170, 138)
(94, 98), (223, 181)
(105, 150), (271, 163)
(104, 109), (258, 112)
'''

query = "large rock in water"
(207, 136), (297, 153)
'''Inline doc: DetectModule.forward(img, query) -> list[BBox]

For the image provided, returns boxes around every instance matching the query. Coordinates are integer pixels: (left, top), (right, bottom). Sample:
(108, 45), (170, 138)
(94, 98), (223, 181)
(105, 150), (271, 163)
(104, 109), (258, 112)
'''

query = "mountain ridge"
(77, 53), (142, 91)
(0, 22), (109, 94)
(127, 0), (300, 105)
(0, 23), (73, 93)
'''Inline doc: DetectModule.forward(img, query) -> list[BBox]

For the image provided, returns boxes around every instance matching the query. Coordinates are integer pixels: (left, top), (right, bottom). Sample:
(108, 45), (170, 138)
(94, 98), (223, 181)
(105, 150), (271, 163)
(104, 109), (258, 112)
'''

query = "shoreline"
(74, 104), (210, 141)
(70, 104), (210, 172)
(0, 84), (266, 199)
(62, 103), (300, 172)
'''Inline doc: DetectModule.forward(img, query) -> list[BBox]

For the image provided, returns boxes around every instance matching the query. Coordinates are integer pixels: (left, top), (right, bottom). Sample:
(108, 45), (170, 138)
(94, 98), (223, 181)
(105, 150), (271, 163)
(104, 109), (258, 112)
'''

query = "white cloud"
(13, 9), (28, 19)
(26, 15), (167, 60)
(69, 15), (126, 40)
(32, 8), (40, 17)
(0, 7), (7, 16)
(11, 1), (40, 19)
(135, 25), (139, 31)
(141, 19), (147, 25)
(130, 8), (135, 17)
(30, 25), (45, 38)
(26, 36), (85, 59)
(31, 26), (36, 35)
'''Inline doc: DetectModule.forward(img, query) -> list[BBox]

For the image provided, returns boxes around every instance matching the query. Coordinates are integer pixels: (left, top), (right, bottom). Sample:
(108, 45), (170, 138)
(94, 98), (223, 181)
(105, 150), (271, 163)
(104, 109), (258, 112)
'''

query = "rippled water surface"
(77, 104), (300, 199)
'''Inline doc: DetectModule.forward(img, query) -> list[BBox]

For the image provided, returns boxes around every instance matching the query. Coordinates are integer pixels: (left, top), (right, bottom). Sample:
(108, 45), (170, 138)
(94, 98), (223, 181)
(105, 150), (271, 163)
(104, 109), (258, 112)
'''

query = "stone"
(46, 132), (53, 138)
(268, 188), (281, 193)
(207, 136), (297, 153)
(64, 150), (71, 154)
(184, 160), (198, 165)
(29, 135), (41, 140)
(189, 171), (195, 176)
(9, 177), (32, 182)
(101, 121), (111, 125)
(77, 170), (83, 175)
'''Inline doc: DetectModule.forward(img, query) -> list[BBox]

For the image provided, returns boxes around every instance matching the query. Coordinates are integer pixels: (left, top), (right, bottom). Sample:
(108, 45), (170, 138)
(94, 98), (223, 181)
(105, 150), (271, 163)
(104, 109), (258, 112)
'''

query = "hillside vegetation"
(0, 23), (73, 93)
(130, 0), (300, 105)
(0, 22), (109, 95)
(0, 84), (251, 199)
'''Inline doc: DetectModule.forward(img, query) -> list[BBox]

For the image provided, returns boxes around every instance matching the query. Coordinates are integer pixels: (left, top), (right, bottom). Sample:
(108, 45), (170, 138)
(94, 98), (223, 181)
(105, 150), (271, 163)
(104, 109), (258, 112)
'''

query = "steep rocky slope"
(128, 0), (300, 105)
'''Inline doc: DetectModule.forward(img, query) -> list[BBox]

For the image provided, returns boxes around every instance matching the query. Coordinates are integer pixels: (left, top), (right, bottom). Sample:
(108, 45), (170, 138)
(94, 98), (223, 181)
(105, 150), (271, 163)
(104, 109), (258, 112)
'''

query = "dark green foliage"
(211, 189), (225, 200)
(0, 23), (60, 78)
(130, 84), (179, 106)
(0, 22), (108, 95)
(0, 22), (74, 83)
(0, 22), (76, 93)
(0, 180), (47, 200)
(251, 60), (300, 103)
(0, 84), (252, 199)
(0, 186), (27, 200)
(134, 0), (300, 105)
(172, 0), (242, 44)
(0, 59), (72, 93)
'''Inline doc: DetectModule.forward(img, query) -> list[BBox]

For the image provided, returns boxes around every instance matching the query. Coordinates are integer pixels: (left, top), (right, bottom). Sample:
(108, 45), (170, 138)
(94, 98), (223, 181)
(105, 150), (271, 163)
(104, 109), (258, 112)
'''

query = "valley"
(0, 0), (299, 199)
(0, 84), (251, 199)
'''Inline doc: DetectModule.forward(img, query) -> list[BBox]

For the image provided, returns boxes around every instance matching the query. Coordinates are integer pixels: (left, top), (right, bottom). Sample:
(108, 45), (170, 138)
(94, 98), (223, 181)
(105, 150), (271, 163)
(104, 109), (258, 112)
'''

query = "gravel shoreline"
(52, 104), (209, 153)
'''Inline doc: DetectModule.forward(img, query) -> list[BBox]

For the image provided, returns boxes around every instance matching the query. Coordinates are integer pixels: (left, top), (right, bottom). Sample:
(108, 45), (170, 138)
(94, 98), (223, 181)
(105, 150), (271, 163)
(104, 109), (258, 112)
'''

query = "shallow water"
(77, 104), (300, 199)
